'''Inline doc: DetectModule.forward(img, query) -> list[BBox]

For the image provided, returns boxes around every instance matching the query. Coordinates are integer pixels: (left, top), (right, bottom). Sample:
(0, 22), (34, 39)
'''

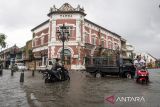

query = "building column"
(51, 19), (56, 42)
(42, 56), (44, 66)
(76, 19), (81, 41)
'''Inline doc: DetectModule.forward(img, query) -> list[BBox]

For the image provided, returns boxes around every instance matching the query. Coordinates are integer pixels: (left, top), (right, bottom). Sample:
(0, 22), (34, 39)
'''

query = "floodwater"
(24, 69), (160, 107)
(1, 69), (160, 107)
(0, 70), (29, 107)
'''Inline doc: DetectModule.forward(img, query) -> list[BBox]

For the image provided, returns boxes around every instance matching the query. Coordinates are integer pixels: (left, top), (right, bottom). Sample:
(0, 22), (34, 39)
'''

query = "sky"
(0, 0), (160, 58)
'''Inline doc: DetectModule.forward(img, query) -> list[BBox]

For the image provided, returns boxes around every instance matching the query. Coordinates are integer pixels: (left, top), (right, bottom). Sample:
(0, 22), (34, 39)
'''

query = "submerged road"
(0, 69), (160, 107)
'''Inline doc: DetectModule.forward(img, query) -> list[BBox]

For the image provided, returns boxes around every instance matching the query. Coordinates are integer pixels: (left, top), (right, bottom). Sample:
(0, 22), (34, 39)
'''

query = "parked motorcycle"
(136, 69), (149, 84)
(42, 67), (70, 83)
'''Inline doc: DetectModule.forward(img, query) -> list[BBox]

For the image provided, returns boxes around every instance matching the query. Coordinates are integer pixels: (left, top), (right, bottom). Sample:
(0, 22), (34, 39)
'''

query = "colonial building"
(0, 45), (20, 68)
(31, 3), (122, 70)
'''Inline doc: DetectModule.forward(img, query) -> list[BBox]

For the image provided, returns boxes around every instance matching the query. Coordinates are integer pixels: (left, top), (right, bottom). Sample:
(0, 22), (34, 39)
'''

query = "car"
(16, 63), (27, 71)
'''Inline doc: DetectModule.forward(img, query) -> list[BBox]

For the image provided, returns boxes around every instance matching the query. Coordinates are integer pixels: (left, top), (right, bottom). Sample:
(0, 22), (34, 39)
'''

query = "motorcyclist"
(54, 58), (62, 70)
(134, 55), (146, 69)
(134, 55), (146, 79)
(49, 58), (63, 80)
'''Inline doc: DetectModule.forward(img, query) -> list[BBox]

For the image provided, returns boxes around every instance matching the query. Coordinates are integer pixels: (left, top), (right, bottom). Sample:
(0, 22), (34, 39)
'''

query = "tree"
(0, 33), (6, 48)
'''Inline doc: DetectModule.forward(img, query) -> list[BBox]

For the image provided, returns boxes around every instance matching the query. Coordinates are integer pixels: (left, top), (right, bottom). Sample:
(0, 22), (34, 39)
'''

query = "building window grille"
(57, 26), (73, 37)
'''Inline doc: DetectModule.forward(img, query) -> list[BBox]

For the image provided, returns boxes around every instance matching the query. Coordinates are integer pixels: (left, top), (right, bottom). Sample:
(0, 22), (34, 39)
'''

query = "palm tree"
(0, 33), (6, 48)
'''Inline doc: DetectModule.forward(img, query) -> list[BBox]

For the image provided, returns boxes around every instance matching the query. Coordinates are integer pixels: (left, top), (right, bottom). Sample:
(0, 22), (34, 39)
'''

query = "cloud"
(0, 0), (160, 58)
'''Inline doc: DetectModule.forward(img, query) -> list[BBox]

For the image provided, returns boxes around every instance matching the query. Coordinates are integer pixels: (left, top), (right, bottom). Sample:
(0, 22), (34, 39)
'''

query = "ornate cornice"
(48, 3), (86, 16)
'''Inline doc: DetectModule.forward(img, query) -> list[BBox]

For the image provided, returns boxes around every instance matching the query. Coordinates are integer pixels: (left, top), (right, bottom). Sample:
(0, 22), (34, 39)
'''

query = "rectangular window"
(101, 41), (104, 47)
(91, 37), (96, 45)
(94, 38), (97, 45)
(85, 33), (89, 43)
(44, 35), (48, 43)
(57, 26), (73, 37)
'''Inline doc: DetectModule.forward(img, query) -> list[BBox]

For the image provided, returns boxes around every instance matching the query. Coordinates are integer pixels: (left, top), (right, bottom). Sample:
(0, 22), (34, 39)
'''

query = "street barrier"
(11, 70), (14, 76)
(20, 70), (24, 82)
(32, 70), (35, 77)
(0, 69), (2, 76)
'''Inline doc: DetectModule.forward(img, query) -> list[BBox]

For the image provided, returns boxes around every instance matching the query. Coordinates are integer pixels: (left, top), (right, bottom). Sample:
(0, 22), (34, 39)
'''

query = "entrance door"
(61, 49), (71, 70)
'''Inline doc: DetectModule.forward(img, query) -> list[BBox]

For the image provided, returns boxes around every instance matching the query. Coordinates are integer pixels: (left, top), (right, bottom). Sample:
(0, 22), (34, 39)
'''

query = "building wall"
(31, 3), (122, 70)
(83, 22), (121, 50)
(32, 27), (49, 48)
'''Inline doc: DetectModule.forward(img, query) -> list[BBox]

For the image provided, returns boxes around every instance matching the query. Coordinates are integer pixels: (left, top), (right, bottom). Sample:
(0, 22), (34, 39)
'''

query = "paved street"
(0, 70), (29, 107)
(0, 69), (160, 107)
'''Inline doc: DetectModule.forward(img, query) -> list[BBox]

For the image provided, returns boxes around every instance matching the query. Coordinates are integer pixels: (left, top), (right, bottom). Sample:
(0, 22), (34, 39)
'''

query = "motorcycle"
(43, 67), (70, 83)
(136, 69), (149, 84)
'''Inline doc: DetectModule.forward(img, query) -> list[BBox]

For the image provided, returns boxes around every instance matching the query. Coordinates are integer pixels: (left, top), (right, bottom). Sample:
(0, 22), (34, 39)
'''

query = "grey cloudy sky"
(0, 0), (160, 58)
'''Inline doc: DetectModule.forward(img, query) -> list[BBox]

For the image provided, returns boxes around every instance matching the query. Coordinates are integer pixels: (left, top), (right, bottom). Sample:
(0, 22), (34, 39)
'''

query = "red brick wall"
(44, 34), (48, 44)
(56, 19), (76, 25)
(33, 28), (49, 48)
(36, 38), (41, 46)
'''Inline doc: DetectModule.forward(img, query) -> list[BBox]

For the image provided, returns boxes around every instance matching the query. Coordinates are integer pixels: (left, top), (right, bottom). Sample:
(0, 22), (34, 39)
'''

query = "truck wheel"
(125, 72), (131, 79)
(95, 72), (102, 78)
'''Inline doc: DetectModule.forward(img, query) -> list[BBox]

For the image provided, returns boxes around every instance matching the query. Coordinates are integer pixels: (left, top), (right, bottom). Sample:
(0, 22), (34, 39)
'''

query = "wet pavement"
(1, 69), (160, 107)
(0, 70), (29, 107)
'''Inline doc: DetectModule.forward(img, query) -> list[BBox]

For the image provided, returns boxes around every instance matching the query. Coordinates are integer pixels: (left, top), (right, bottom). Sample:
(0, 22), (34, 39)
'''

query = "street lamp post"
(56, 24), (70, 67)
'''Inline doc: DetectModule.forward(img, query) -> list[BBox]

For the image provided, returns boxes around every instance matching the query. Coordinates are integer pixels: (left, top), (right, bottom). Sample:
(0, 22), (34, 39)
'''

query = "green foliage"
(0, 33), (6, 48)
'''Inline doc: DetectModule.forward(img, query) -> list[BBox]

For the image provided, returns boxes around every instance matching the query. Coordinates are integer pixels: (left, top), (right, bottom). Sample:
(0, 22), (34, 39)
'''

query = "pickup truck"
(37, 60), (55, 72)
(85, 57), (136, 78)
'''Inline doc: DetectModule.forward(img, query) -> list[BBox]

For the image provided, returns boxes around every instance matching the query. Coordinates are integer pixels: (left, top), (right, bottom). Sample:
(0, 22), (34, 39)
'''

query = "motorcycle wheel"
(45, 78), (50, 83)
(66, 75), (70, 81)
(95, 72), (102, 78)
(136, 78), (139, 83)
(141, 80), (145, 84)
(125, 72), (131, 79)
